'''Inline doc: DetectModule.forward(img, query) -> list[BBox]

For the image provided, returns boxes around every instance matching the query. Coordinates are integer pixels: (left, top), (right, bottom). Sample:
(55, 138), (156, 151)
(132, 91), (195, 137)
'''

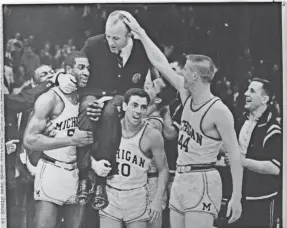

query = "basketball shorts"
(99, 185), (150, 223)
(34, 159), (79, 205)
(26, 156), (37, 176)
(169, 169), (222, 218)
(147, 176), (167, 210)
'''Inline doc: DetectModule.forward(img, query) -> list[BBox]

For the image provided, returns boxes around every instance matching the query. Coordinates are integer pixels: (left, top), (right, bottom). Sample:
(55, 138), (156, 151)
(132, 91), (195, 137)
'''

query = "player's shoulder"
(144, 123), (164, 143)
(211, 98), (231, 112)
(35, 88), (58, 107)
(210, 99), (234, 121)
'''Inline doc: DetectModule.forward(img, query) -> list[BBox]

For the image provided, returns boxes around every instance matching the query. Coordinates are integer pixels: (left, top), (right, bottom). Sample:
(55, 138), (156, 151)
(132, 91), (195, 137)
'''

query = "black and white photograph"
(0, 2), (285, 228)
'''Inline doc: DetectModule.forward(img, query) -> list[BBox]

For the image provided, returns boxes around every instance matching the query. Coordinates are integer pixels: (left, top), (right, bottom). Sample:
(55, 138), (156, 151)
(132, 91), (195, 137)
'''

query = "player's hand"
(120, 11), (145, 39)
(71, 129), (93, 147)
(58, 73), (77, 94)
(87, 96), (113, 122)
(6, 139), (19, 155)
(148, 198), (162, 223)
(226, 196), (242, 224)
(92, 160), (112, 177)
(87, 101), (104, 122)
(43, 121), (57, 137)
(224, 154), (230, 166)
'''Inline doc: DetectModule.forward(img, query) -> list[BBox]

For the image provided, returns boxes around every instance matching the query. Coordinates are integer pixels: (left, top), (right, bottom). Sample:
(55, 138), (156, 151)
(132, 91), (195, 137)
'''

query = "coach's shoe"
(76, 179), (90, 205)
(92, 185), (109, 210)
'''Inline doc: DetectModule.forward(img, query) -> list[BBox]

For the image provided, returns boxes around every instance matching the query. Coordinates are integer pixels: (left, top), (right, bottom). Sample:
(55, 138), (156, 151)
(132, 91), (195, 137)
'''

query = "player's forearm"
(154, 168), (169, 202)
(228, 149), (243, 200)
(138, 31), (180, 90)
(23, 134), (73, 151)
(163, 125), (178, 140)
(243, 159), (280, 175)
(162, 112), (178, 140)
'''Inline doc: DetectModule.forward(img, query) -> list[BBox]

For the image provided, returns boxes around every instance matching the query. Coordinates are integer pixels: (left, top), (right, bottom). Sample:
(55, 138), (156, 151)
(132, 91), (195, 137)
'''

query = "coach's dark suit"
(80, 34), (150, 96)
(77, 34), (151, 182)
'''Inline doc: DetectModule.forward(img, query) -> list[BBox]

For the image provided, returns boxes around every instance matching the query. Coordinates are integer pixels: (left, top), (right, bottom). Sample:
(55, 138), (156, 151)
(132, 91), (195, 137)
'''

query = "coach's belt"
(176, 163), (216, 173)
(41, 154), (77, 171)
(147, 172), (159, 178)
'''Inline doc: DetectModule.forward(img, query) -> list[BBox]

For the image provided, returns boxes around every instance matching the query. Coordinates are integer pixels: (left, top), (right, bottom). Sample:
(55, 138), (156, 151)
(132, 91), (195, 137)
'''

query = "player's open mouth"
(133, 116), (140, 120)
(246, 97), (251, 103)
(81, 77), (88, 83)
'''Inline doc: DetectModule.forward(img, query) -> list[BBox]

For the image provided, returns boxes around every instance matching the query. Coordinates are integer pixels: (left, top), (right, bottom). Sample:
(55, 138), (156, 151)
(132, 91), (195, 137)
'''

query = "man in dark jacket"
(224, 78), (282, 228)
(69, 10), (153, 209)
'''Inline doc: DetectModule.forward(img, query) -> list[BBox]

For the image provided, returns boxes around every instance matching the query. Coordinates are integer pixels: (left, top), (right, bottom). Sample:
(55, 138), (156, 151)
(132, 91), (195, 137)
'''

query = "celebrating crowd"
(4, 5), (282, 228)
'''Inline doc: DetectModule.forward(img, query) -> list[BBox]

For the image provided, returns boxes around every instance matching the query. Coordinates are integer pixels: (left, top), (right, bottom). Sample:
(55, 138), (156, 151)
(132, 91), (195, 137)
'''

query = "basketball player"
(99, 88), (169, 228)
(23, 51), (94, 228)
(121, 12), (243, 228)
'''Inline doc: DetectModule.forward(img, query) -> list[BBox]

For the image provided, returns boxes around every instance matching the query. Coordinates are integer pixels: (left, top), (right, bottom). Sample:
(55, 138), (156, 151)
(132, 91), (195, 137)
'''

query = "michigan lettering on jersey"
(180, 120), (203, 146)
(55, 117), (78, 131)
(116, 149), (146, 168)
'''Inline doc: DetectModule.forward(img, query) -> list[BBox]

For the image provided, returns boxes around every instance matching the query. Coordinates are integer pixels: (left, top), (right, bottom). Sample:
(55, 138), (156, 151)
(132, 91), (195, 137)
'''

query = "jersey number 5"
(178, 134), (190, 152)
(67, 129), (75, 137)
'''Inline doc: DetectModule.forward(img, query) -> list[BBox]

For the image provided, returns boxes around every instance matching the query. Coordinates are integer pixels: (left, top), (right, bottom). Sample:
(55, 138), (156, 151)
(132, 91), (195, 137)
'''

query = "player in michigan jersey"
(99, 88), (169, 228)
(23, 51), (93, 228)
(122, 12), (243, 228)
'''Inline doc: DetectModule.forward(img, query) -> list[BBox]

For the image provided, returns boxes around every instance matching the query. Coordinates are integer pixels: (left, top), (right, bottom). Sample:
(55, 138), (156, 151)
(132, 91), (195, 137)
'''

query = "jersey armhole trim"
(49, 88), (66, 120)
(199, 98), (222, 141)
(139, 123), (153, 160)
(183, 95), (191, 108)
(147, 117), (164, 133)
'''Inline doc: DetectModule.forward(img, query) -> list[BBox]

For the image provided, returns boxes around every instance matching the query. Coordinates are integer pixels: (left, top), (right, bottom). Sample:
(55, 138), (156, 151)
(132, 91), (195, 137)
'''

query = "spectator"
(28, 35), (35, 48)
(20, 46), (40, 81)
(66, 38), (76, 53)
(40, 41), (54, 66)
(228, 78), (282, 228)
(12, 65), (31, 95)
(6, 38), (23, 68)
(4, 58), (14, 92)
(53, 44), (64, 70)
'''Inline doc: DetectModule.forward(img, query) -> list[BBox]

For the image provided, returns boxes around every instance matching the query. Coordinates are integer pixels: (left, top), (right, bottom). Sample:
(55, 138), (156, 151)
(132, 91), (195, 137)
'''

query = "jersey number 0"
(116, 162), (131, 177)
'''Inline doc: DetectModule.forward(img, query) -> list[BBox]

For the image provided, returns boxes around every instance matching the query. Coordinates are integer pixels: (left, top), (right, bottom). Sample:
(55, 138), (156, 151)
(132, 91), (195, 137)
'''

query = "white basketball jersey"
(177, 96), (223, 165)
(44, 87), (79, 163)
(107, 123), (152, 190)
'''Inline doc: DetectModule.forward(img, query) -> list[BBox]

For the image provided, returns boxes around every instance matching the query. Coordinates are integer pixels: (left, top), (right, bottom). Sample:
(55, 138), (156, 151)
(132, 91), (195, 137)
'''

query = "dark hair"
(124, 88), (150, 105)
(252, 78), (274, 98)
(64, 51), (87, 68)
(156, 77), (177, 108)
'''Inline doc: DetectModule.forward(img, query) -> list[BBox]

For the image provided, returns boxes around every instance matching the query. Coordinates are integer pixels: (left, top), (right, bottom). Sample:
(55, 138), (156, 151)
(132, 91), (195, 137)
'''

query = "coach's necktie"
(115, 50), (123, 68)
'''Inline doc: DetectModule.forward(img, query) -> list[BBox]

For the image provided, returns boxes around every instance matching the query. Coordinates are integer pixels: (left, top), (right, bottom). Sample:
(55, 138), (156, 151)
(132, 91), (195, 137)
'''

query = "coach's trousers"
(77, 94), (124, 185)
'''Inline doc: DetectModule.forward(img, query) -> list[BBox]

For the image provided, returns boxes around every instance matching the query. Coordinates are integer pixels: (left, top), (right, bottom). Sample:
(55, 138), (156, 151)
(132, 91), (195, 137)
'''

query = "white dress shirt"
(120, 38), (133, 67)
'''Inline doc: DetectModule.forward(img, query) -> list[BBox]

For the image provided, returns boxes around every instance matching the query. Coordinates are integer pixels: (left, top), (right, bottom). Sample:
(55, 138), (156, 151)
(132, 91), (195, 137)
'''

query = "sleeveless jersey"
(177, 96), (223, 165)
(44, 87), (79, 163)
(144, 116), (163, 173)
(107, 123), (152, 190)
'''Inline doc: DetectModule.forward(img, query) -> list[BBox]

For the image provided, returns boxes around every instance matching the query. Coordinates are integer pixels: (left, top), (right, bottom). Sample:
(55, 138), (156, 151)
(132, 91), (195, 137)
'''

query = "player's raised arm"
(23, 91), (93, 151)
(213, 103), (243, 224)
(121, 11), (189, 103)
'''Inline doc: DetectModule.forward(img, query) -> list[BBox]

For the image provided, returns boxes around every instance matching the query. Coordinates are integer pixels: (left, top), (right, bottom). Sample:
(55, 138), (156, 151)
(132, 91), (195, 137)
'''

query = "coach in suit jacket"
(76, 11), (153, 210)
(81, 33), (150, 95)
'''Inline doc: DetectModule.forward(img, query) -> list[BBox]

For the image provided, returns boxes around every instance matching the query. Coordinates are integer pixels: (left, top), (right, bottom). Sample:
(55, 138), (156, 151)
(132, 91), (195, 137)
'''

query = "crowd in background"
(3, 4), (282, 115)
